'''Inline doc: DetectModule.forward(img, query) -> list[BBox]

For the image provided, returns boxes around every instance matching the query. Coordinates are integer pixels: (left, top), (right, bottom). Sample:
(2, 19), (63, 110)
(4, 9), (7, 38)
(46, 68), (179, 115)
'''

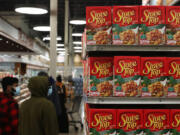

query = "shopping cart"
(67, 96), (83, 131)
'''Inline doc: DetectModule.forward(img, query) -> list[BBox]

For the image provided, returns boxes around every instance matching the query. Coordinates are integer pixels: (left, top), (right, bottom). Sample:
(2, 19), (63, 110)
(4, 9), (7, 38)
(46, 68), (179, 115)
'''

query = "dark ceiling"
(0, 0), (142, 46)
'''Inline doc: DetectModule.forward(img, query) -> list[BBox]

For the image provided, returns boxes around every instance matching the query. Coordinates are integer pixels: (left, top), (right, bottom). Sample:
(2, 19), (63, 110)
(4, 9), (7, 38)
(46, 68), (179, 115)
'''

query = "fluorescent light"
(57, 48), (65, 51)
(74, 50), (82, 53)
(15, 7), (48, 15)
(43, 36), (62, 41)
(57, 44), (64, 47)
(0, 38), (2, 41)
(74, 47), (82, 49)
(73, 41), (82, 45)
(72, 33), (83, 37)
(33, 26), (50, 32)
(69, 20), (86, 25)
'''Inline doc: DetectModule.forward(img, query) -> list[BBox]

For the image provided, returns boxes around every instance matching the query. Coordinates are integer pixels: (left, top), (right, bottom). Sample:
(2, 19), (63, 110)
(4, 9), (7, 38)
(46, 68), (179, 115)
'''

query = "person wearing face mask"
(19, 76), (59, 135)
(11, 77), (21, 96)
(0, 77), (19, 135)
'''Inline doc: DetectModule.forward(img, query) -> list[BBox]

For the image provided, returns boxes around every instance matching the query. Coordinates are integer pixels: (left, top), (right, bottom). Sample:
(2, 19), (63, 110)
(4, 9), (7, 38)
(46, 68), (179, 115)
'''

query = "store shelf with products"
(85, 97), (180, 105)
(83, 5), (180, 135)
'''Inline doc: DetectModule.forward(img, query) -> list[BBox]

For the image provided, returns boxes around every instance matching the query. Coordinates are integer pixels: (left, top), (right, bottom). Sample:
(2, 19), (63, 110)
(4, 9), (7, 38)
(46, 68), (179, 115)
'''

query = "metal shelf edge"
(86, 45), (180, 52)
(86, 97), (180, 104)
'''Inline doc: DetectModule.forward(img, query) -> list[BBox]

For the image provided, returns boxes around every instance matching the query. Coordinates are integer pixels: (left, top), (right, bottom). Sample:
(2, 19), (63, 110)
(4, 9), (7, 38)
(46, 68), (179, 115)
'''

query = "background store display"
(166, 6), (180, 45)
(113, 6), (139, 45)
(86, 6), (112, 45)
(114, 56), (140, 97)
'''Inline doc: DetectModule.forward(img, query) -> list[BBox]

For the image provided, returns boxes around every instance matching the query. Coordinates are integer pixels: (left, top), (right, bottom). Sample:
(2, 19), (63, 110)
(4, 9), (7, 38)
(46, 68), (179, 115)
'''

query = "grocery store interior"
(1, 0), (180, 135)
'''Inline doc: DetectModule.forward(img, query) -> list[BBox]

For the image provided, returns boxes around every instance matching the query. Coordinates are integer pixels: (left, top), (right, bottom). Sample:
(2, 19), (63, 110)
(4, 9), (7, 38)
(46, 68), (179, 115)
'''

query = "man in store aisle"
(18, 76), (59, 135)
(0, 77), (20, 135)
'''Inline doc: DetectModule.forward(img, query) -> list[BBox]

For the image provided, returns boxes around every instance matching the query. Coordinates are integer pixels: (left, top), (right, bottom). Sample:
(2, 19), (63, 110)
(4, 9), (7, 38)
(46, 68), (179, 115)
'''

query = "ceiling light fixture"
(57, 48), (65, 51)
(73, 41), (82, 45)
(69, 20), (86, 25)
(74, 47), (82, 49)
(33, 26), (50, 32)
(72, 33), (83, 37)
(43, 36), (62, 41)
(74, 50), (82, 53)
(57, 44), (64, 47)
(15, 5), (48, 15)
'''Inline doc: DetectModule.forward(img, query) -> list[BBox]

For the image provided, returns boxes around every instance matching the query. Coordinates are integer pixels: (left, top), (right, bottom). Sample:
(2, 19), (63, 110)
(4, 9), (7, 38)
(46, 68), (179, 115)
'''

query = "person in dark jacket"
(56, 75), (69, 133)
(19, 76), (58, 135)
(38, 71), (61, 116)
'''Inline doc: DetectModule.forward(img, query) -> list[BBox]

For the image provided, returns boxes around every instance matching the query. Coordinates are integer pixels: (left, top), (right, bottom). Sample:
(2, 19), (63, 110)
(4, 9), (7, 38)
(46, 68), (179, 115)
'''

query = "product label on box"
(139, 6), (165, 45)
(141, 57), (166, 97)
(114, 56), (140, 97)
(166, 58), (180, 97)
(166, 7), (180, 45)
(86, 6), (112, 45)
(113, 6), (139, 45)
(143, 110), (169, 135)
(89, 109), (116, 135)
(89, 57), (113, 96)
(117, 109), (143, 135)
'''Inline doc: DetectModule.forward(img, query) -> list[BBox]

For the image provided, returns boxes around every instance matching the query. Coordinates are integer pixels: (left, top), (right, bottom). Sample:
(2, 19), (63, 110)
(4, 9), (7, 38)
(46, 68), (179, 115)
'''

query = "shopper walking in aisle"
(38, 71), (62, 119)
(19, 76), (58, 135)
(0, 77), (19, 135)
(56, 75), (69, 133)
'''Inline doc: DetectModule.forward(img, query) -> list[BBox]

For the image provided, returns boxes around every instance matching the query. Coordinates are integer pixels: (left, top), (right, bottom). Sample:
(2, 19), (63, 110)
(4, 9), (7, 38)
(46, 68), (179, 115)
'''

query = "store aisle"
(59, 126), (83, 135)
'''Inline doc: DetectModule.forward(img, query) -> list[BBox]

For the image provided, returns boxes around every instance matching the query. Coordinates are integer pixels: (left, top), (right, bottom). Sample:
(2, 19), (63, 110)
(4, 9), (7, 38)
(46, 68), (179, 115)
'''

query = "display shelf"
(85, 97), (180, 104)
(83, 45), (180, 59)
(86, 45), (180, 52)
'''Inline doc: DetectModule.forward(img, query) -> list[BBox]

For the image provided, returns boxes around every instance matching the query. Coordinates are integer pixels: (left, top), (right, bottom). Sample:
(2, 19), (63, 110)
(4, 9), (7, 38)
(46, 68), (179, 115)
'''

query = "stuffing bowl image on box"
(86, 6), (112, 45)
(166, 7), (180, 45)
(114, 56), (141, 97)
(89, 109), (116, 135)
(140, 57), (167, 97)
(140, 6), (165, 45)
(89, 57), (113, 97)
(112, 6), (139, 45)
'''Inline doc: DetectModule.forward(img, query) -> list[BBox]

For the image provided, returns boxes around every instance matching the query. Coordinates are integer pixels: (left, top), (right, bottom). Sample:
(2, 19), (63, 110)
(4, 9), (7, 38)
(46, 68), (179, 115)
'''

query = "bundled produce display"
(86, 6), (180, 45)
(88, 57), (113, 97)
(114, 56), (141, 97)
(113, 6), (139, 45)
(86, 6), (112, 45)
(139, 6), (165, 45)
(166, 57), (180, 97)
(166, 7), (180, 45)
(85, 107), (179, 135)
(140, 57), (166, 97)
